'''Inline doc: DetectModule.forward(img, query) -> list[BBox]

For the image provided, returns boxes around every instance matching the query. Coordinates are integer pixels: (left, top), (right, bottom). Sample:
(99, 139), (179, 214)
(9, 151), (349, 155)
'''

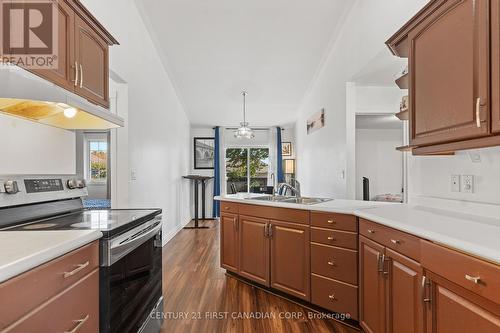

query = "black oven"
(100, 216), (163, 333)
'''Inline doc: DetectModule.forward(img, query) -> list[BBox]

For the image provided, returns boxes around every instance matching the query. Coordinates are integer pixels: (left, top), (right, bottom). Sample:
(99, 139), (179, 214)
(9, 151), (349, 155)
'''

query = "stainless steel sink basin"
(245, 196), (332, 205)
(247, 195), (288, 202)
(282, 197), (333, 205)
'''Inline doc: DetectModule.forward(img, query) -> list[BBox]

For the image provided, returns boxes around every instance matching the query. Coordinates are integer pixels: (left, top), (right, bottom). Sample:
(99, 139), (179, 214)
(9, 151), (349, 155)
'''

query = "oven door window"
(101, 235), (162, 333)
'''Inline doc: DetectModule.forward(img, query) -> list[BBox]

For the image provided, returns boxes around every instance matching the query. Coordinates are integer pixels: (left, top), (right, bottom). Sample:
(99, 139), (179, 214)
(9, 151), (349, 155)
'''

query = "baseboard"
(162, 219), (193, 246)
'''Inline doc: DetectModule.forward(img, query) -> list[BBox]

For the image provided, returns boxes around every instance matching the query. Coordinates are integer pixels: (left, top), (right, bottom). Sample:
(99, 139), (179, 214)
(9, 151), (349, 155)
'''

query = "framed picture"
(194, 137), (215, 169)
(282, 142), (292, 156)
(307, 108), (325, 135)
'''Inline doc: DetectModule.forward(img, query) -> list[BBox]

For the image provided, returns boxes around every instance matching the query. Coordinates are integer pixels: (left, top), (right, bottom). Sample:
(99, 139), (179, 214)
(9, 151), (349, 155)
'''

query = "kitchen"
(1, 0), (500, 333)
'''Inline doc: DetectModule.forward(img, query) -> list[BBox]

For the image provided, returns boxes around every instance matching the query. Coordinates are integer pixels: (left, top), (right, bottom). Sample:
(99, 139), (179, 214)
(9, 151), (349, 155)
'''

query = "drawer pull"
(327, 236), (335, 241)
(327, 260), (336, 266)
(367, 229), (375, 234)
(465, 274), (481, 284)
(327, 220), (335, 224)
(390, 239), (400, 245)
(65, 314), (89, 333)
(224, 206), (230, 210)
(63, 261), (90, 278)
(328, 294), (336, 300)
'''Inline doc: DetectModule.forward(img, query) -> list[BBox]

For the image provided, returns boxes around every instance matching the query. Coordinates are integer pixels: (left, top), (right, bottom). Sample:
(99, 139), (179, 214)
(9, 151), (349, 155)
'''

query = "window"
(88, 141), (108, 182)
(226, 147), (269, 193)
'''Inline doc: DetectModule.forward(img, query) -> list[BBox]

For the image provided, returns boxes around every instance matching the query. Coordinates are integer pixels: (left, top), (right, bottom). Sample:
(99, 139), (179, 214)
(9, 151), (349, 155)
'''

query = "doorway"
(83, 131), (111, 208)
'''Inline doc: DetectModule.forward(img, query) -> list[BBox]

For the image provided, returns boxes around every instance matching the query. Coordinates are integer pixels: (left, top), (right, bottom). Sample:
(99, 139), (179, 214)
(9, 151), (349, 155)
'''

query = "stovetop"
(5, 208), (162, 239)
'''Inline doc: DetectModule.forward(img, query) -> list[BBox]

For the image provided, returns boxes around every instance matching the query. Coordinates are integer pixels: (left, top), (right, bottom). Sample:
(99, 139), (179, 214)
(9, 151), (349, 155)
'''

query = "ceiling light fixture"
(234, 91), (254, 139)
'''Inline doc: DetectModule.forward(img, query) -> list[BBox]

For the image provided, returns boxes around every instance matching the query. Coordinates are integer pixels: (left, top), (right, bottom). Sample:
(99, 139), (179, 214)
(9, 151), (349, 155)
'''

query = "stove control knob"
(67, 179), (78, 189)
(4, 180), (19, 194)
(76, 179), (86, 189)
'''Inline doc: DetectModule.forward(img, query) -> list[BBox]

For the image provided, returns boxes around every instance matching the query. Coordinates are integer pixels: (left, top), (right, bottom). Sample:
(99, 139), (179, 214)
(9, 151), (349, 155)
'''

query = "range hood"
(0, 67), (124, 130)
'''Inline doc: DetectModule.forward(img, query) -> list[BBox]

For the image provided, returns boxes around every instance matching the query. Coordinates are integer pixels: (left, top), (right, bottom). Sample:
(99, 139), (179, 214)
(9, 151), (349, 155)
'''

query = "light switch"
(451, 175), (460, 192)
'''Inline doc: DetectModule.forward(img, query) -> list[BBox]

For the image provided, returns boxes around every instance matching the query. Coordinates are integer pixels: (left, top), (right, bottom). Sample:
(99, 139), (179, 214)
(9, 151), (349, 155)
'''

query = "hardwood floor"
(160, 220), (359, 333)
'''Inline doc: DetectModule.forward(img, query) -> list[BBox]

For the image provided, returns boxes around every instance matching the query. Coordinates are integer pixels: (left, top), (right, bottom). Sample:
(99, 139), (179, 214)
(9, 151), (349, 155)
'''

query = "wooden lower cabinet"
(359, 235), (386, 333)
(220, 213), (239, 273)
(270, 220), (310, 301)
(386, 248), (424, 333)
(424, 273), (500, 333)
(238, 215), (270, 286)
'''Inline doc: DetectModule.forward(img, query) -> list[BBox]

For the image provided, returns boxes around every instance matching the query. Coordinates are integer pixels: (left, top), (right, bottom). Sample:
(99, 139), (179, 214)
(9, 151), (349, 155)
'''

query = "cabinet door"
(425, 274), (500, 333)
(220, 213), (239, 273)
(74, 15), (109, 108)
(238, 215), (270, 287)
(386, 248), (424, 333)
(29, 0), (75, 91)
(359, 236), (386, 333)
(492, 0), (500, 133)
(408, 0), (489, 146)
(269, 220), (310, 301)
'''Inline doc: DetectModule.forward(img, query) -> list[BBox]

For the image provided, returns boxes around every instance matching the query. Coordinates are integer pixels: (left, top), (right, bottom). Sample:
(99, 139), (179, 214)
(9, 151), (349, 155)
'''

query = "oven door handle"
(103, 219), (162, 266)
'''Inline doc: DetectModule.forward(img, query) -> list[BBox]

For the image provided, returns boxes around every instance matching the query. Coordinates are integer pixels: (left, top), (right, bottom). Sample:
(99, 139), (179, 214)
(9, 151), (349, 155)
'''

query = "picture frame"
(282, 142), (292, 156)
(307, 108), (325, 135)
(194, 137), (215, 169)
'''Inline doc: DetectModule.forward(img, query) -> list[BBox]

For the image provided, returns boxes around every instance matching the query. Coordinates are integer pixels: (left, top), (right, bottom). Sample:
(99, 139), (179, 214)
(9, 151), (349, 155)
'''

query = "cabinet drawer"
(421, 240), (500, 305)
(311, 212), (357, 232)
(0, 241), (99, 328)
(4, 269), (99, 333)
(220, 201), (239, 214)
(359, 219), (420, 261)
(311, 227), (357, 250)
(311, 243), (358, 285)
(311, 273), (358, 320)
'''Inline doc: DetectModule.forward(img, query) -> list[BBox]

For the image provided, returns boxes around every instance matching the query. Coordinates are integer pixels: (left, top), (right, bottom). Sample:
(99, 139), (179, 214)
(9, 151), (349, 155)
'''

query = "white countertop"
(215, 193), (396, 214)
(0, 230), (102, 283)
(217, 194), (500, 264)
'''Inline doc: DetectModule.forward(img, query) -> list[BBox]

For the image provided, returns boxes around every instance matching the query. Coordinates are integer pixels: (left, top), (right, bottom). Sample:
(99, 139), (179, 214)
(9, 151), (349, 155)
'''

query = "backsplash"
(409, 146), (500, 206)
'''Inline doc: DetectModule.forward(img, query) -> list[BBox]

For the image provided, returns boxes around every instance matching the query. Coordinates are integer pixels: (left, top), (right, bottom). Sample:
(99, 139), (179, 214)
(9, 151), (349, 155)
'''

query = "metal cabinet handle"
(79, 64), (83, 88)
(381, 255), (389, 276)
(465, 274), (481, 284)
(63, 261), (89, 278)
(268, 224), (273, 238)
(224, 206), (230, 210)
(377, 253), (383, 273)
(327, 260), (335, 266)
(367, 229), (375, 234)
(476, 98), (481, 128)
(422, 276), (432, 304)
(327, 220), (334, 224)
(327, 236), (335, 241)
(390, 239), (400, 245)
(233, 218), (238, 231)
(73, 61), (79, 86)
(64, 314), (89, 333)
(328, 294), (336, 300)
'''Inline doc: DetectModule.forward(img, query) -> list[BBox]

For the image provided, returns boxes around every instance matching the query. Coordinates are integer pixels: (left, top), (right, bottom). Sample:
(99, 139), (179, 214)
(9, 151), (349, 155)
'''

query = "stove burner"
(23, 223), (58, 230)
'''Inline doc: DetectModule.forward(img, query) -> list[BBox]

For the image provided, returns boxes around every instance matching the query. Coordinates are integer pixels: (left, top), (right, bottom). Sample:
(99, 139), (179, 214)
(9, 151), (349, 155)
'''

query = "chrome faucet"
(277, 179), (301, 197)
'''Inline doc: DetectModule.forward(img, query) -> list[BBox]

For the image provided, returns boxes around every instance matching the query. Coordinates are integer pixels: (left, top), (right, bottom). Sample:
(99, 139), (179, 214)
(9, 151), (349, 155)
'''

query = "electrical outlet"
(130, 169), (137, 181)
(451, 175), (461, 192)
(462, 175), (474, 193)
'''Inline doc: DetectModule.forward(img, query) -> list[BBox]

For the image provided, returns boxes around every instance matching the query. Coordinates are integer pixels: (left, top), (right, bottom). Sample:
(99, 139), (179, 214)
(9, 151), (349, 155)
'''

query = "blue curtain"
(277, 127), (284, 183)
(213, 127), (221, 218)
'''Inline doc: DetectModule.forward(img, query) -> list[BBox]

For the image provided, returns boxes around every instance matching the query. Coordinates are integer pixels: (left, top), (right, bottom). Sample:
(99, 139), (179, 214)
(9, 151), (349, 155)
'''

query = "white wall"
(0, 114), (75, 175)
(356, 86), (402, 114)
(295, 0), (427, 198)
(81, 0), (192, 244)
(356, 129), (403, 200)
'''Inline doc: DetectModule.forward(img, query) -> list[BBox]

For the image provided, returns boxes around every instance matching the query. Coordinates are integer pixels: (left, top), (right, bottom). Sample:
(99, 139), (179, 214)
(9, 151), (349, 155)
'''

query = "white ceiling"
(352, 49), (408, 87)
(136, 0), (353, 127)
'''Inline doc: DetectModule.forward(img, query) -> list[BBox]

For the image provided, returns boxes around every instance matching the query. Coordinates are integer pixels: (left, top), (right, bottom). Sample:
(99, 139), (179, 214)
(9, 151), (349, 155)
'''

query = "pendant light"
(234, 91), (255, 139)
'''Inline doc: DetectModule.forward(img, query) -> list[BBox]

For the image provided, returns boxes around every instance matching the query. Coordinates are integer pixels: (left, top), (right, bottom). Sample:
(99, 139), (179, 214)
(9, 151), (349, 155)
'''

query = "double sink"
(246, 195), (332, 205)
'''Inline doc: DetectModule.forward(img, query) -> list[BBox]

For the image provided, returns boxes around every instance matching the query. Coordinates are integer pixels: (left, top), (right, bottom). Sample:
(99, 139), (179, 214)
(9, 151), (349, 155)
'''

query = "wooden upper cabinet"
(359, 236), (386, 333)
(492, 0), (500, 133)
(269, 220), (310, 301)
(425, 273), (500, 333)
(30, 0), (75, 91)
(408, 0), (490, 146)
(74, 15), (109, 108)
(386, 248), (424, 333)
(238, 215), (270, 287)
(220, 213), (239, 273)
